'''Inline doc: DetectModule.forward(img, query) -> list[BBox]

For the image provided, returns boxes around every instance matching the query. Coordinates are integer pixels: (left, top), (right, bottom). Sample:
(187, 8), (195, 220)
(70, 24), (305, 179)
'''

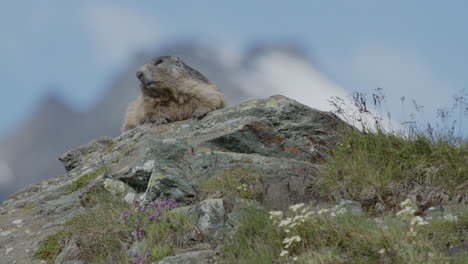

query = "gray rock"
(59, 136), (114, 172)
(153, 250), (217, 264)
(54, 238), (84, 264)
(188, 199), (225, 242)
(108, 95), (344, 209)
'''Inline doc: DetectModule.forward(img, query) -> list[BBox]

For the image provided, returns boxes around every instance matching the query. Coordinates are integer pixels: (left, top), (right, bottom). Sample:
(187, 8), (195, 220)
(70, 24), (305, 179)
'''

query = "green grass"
(32, 189), (194, 263)
(222, 207), (282, 264)
(200, 167), (263, 200)
(318, 127), (468, 209)
(66, 167), (106, 194)
(65, 192), (134, 263)
(220, 205), (468, 264)
(32, 230), (69, 264)
(144, 208), (194, 261)
(65, 191), (193, 263)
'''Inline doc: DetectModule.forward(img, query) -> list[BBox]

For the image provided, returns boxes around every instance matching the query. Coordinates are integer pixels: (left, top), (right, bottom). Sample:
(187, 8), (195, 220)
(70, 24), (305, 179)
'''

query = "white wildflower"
(443, 214), (459, 222)
(410, 216), (429, 226)
(400, 199), (413, 208)
(304, 211), (314, 218)
(293, 215), (306, 223)
(283, 235), (302, 248)
(293, 256), (298, 261)
(269, 211), (284, 224)
(340, 200), (353, 206)
(289, 203), (305, 212)
(280, 250), (289, 257)
(124, 192), (135, 204)
(317, 208), (329, 215)
(269, 211), (283, 218)
(396, 206), (416, 220)
(279, 218), (293, 227)
(336, 207), (347, 215)
(378, 248), (386, 254)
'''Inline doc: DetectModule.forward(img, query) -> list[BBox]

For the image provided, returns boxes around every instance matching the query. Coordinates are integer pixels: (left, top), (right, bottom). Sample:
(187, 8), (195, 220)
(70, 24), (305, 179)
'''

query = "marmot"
(122, 56), (226, 132)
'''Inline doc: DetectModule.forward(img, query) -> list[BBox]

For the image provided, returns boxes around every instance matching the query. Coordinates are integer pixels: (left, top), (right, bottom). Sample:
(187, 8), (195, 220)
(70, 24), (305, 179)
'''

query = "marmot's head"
(136, 56), (210, 97)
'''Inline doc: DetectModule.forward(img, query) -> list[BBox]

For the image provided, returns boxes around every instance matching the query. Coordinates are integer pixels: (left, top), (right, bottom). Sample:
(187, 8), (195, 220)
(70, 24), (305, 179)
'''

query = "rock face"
(0, 96), (346, 263)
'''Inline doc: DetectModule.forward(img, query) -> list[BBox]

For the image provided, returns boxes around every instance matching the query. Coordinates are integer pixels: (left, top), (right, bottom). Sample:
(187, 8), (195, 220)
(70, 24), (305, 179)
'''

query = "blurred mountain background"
(1, 1), (467, 201)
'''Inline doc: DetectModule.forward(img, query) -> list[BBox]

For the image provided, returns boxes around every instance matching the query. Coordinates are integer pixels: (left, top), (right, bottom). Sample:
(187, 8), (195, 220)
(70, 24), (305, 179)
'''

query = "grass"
(144, 208), (194, 261)
(222, 207), (282, 264)
(221, 89), (467, 263)
(66, 166), (107, 194)
(67, 191), (192, 263)
(61, 192), (134, 263)
(32, 230), (69, 264)
(200, 167), (263, 200)
(33, 188), (194, 264)
(220, 204), (468, 264)
(318, 126), (468, 209)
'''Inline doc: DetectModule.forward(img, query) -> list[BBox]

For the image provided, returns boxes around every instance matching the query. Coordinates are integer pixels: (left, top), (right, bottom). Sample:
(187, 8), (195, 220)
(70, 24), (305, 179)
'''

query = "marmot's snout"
(136, 67), (157, 88)
(136, 70), (144, 82)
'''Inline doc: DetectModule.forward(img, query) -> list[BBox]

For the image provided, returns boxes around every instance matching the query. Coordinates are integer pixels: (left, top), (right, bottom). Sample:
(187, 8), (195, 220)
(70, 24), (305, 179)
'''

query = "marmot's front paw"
(148, 117), (169, 125)
(192, 106), (211, 120)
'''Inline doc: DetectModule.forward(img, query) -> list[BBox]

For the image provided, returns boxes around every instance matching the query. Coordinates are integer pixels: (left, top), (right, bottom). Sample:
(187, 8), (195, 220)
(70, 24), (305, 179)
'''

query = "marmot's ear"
(171, 56), (180, 63)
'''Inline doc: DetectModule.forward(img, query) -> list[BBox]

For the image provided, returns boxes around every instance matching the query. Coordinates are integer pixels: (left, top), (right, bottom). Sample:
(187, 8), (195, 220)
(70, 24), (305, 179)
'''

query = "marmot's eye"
(154, 59), (163, 66)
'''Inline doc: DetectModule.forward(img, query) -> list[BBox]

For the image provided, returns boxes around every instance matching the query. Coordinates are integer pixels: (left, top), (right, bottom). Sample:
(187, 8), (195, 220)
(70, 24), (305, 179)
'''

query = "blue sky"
(1, 0), (467, 138)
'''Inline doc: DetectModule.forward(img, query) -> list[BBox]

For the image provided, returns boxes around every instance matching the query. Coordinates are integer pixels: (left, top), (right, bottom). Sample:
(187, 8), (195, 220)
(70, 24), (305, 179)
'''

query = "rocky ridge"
(0, 96), (348, 263)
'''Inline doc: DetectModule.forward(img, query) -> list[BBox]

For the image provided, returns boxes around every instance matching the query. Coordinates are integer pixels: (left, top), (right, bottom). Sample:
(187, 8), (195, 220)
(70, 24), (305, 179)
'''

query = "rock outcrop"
(0, 96), (347, 263)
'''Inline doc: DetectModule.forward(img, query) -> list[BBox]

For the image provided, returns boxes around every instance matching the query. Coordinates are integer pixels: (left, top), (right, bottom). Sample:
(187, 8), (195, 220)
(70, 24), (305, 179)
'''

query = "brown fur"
(122, 56), (226, 132)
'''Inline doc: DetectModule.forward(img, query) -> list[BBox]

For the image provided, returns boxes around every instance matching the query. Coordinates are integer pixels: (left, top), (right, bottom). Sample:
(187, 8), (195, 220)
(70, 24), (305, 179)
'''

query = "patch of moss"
(66, 167), (106, 194)
(32, 230), (69, 264)
(201, 167), (264, 200)
(23, 204), (36, 210)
